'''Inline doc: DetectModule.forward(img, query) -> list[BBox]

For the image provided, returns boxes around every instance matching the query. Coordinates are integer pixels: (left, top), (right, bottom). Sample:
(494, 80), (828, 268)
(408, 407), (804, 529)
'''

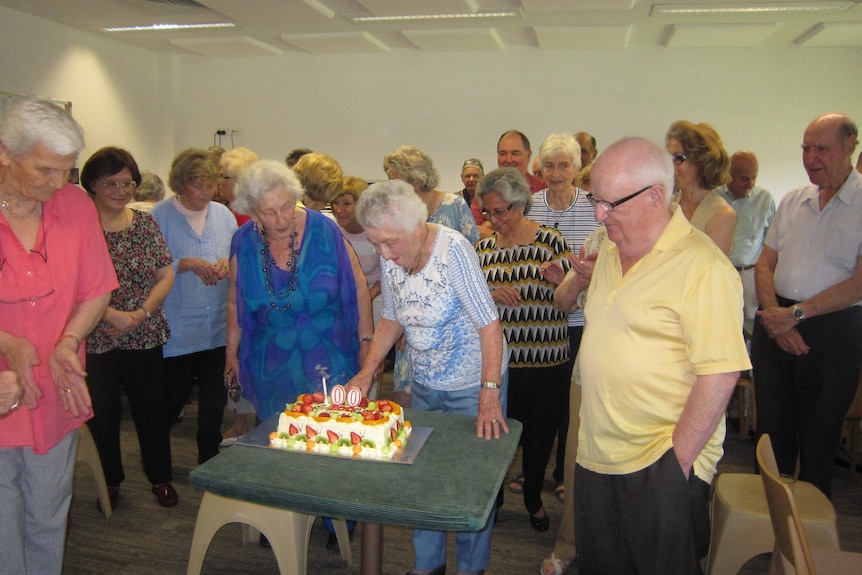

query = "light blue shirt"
(716, 185), (776, 267)
(151, 198), (237, 357)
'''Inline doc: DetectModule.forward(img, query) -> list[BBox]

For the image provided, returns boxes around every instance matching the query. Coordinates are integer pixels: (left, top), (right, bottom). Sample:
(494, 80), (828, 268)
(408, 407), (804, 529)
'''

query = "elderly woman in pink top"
(0, 98), (118, 574)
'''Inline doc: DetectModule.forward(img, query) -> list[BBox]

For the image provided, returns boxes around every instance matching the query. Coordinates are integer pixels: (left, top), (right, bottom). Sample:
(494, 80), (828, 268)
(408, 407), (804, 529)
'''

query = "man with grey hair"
(752, 112), (862, 498)
(0, 98), (117, 574)
(715, 150), (776, 336)
(555, 137), (749, 573)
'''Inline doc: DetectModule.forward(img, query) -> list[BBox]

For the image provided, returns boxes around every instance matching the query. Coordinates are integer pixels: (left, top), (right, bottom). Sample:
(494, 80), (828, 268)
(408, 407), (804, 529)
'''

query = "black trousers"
(508, 362), (570, 515)
(751, 302), (862, 498)
(164, 347), (227, 464)
(574, 450), (711, 575)
(86, 345), (173, 486)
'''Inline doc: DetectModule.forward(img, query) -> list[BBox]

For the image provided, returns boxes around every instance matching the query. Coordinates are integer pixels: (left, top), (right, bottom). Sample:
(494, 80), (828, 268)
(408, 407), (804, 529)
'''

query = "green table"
(189, 410), (521, 574)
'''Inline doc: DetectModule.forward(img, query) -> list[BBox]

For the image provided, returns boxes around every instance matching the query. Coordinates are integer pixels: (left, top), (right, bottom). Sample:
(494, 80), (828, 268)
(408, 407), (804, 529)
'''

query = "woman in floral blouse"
(80, 147), (177, 509)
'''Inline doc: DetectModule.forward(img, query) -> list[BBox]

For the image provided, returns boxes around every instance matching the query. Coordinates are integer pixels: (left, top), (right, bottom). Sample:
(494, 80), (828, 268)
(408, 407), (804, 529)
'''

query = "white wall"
(2, 4), (860, 201)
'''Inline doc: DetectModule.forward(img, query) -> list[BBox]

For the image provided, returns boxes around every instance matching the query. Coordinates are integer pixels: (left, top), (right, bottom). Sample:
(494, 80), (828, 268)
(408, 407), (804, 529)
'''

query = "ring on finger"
(64, 388), (72, 393)
(10, 399), (19, 410)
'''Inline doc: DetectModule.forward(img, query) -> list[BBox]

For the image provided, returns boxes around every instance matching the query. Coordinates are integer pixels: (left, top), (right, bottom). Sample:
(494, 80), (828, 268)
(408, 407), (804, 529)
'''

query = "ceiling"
(1, 0), (861, 57)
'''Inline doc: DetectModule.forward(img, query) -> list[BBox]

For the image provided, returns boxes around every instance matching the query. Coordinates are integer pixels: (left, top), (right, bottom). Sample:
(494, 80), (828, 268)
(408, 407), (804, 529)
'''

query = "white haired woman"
(226, 159), (372, 421)
(0, 98), (118, 573)
(384, 145), (479, 408)
(347, 179), (507, 575)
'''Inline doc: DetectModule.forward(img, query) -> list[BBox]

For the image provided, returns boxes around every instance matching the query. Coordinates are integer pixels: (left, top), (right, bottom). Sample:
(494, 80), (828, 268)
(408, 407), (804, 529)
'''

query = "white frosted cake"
(270, 391), (411, 460)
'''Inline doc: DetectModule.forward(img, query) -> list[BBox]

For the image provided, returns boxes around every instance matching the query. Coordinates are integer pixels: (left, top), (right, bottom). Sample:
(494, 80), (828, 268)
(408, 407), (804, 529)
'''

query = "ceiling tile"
(535, 25), (631, 49)
(357, 0), (477, 16)
(795, 21), (862, 46)
(200, 0), (335, 22)
(665, 23), (778, 48)
(170, 36), (283, 56)
(402, 27), (504, 51)
(281, 31), (389, 52)
(520, 0), (634, 12)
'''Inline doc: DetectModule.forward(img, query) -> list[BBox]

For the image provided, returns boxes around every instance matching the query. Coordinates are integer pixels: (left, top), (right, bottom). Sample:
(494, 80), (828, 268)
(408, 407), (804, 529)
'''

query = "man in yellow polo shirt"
(556, 137), (750, 574)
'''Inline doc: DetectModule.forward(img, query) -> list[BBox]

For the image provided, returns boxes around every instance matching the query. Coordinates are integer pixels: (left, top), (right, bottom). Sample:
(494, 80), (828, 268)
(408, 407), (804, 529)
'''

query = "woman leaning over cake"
(225, 159), (372, 420)
(476, 167), (571, 534)
(347, 179), (507, 575)
(80, 146), (177, 509)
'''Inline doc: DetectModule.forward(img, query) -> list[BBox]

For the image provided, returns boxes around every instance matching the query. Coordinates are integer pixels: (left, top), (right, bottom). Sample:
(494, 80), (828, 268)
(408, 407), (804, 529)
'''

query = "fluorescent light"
(652, 2), (855, 15)
(351, 11), (518, 23)
(104, 23), (235, 32)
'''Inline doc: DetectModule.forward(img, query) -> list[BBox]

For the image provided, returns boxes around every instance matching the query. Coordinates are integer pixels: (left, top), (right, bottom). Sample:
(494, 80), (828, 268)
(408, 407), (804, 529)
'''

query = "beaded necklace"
(260, 222), (299, 310)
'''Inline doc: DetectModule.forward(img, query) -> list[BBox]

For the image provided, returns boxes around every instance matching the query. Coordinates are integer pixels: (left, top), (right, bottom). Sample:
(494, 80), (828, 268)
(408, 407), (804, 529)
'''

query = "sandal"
(508, 473), (524, 494)
(540, 553), (572, 575)
(554, 483), (565, 503)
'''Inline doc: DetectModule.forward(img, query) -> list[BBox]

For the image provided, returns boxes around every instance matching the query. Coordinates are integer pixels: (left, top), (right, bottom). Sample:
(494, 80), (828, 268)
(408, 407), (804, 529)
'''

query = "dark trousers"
(751, 302), (862, 498)
(86, 345), (173, 486)
(553, 326), (583, 485)
(574, 450), (711, 575)
(164, 347), (227, 464)
(508, 362), (570, 514)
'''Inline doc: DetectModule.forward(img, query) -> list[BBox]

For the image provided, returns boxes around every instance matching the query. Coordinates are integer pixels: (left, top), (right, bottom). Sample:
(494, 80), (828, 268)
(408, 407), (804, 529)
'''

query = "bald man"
(715, 151), (776, 336)
(752, 113), (862, 498)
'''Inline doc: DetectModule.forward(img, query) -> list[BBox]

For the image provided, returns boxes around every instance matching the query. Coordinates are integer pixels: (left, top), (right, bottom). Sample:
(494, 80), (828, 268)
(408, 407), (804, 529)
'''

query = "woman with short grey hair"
(349, 178), (508, 575)
(383, 146), (478, 409)
(476, 166), (533, 214)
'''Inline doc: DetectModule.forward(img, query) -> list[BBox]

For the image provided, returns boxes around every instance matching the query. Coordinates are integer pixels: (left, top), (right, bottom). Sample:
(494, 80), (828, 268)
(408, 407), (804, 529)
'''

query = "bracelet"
(481, 381), (500, 390)
(358, 336), (373, 343)
(140, 305), (152, 319)
(58, 333), (80, 349)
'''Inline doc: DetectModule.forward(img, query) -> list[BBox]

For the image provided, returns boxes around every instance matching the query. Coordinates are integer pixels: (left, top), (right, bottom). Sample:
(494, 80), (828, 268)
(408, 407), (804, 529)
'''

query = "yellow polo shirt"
(577, 209), (751, 483)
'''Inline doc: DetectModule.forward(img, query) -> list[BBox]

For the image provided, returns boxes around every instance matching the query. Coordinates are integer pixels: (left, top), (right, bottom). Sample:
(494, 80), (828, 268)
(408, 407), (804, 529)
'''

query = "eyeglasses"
(99, 180), (137, 191)
(0, 219), (55, 305)
(671, 153), (688, 165)
(481, 204), (515, 219)
(587, 184), (655, 213)
(187, 175), (217, 189)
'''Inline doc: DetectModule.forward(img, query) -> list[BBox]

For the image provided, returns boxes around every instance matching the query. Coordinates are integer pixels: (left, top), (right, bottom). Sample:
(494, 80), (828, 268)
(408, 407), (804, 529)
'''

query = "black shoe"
(530, 511), (550, 532)
(404, 566), (446, 575)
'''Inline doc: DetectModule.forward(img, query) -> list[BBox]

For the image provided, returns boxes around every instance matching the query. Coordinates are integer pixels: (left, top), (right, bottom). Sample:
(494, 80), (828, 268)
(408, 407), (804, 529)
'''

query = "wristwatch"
(140, 306), (152, 319)
(481, 381), (501, 390)
(791, 304), (806, 322)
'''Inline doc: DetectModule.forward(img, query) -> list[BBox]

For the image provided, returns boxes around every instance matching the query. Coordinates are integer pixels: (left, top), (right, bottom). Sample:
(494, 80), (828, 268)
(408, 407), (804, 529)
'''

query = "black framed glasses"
(587, 184), (655, 213)
(671, 153), (688, 165)
(481, 204), (514, 219)
(99, 180), (137, 191)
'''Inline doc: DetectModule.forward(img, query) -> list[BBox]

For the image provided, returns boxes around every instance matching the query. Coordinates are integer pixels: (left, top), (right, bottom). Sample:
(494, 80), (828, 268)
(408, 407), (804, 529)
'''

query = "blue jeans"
(0, 431), (77, 575)
(409, 372), (508, 573)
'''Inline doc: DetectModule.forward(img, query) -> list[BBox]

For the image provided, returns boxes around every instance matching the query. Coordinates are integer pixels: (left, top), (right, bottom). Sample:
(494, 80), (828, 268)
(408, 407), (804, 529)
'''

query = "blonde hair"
(292, 153), (343, 203)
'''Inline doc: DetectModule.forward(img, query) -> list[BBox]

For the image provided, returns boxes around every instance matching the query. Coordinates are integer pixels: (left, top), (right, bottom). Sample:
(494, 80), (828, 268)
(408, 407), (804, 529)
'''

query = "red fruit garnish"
(326, 430), (339, 443)
(390, 428), (396, 441)
(301, 403), (313, 414)
(350, 432), (362, 445)
(358, 397), (369, 408)
(291, 404), (303, 413)
(312, 391), (325, 403)
(380, 404), (393, 412)
(289, 424), (299, 435)
(363, 412), (375, 421)
(302, 394), (314, 405)
(306, 426), (317, 439)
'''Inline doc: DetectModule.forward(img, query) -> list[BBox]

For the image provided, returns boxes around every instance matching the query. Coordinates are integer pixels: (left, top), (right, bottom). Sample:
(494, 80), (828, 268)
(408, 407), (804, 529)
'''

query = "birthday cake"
(270, 389), (411, 460)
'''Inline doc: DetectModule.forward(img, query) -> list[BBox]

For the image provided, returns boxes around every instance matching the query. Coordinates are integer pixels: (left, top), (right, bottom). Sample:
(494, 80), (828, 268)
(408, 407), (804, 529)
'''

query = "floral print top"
(87, 209), (172, 353)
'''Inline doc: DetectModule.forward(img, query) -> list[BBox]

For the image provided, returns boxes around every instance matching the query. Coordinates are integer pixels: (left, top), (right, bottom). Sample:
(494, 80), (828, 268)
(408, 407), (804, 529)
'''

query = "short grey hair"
(384, 145), (439, 192)
(135, 171), (165, 202)
(0, 97), (85, 157)
(233, 160), (304, 215)
(477, 167), (532, 215)
(538, 133), (582, 172)
(356, 179), (428, 233)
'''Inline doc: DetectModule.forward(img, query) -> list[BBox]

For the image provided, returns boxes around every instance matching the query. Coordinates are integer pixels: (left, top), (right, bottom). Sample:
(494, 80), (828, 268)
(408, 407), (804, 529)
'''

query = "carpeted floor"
(63, 379), (862, 575)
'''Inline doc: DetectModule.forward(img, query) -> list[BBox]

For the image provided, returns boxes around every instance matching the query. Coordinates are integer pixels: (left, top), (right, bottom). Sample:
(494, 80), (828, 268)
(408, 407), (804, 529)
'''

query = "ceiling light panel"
(521, 0), (634, 12)
(356, 0), (478, 17)
(652, 2), (856, 15)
